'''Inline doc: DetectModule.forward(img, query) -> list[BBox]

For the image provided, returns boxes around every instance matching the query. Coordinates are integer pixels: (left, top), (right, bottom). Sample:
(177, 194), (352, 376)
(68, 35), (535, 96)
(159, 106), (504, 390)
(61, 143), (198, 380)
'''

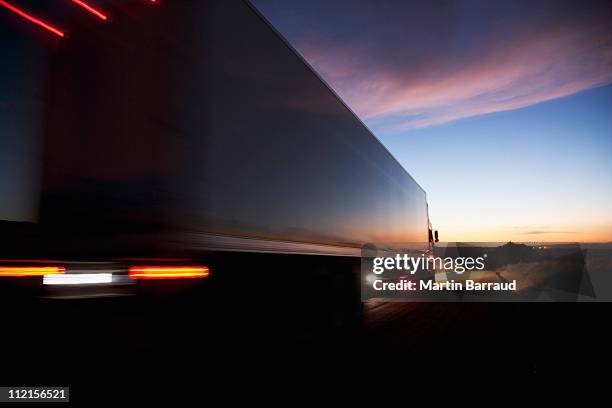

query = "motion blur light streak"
(43, 273), (113, 285)
(0, 0), (65, 37)
(0, 266), (66, 276)
(129, 266), (210, 279)
(70, 0), (108, 21)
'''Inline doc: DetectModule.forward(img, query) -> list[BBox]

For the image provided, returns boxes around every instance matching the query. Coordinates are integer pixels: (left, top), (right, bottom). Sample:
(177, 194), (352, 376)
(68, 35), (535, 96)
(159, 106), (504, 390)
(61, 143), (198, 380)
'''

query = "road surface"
(1, 295), (610, 399)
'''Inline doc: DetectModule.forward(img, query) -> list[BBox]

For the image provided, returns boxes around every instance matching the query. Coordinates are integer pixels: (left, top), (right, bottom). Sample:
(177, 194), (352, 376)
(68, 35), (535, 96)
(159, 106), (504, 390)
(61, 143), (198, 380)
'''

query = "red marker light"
(71, 0), (108, 21)
(129, 266), (210, 280)
(0, 266), (66, 277)
(0, 0), (65, 37)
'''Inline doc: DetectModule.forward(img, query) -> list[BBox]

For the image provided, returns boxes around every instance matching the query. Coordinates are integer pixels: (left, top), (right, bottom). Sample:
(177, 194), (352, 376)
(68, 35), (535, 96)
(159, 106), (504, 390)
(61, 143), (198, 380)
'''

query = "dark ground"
(2, 295), (610, 402)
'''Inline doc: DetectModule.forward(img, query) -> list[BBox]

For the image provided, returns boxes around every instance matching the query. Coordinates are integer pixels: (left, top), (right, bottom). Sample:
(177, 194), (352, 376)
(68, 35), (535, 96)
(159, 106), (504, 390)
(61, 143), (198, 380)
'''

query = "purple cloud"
(255, 0), (612, 128)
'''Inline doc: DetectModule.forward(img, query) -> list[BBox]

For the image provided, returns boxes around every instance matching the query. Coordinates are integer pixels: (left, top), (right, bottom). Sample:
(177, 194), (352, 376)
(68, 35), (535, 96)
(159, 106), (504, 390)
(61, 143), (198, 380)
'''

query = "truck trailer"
(0, 0), (434, 336)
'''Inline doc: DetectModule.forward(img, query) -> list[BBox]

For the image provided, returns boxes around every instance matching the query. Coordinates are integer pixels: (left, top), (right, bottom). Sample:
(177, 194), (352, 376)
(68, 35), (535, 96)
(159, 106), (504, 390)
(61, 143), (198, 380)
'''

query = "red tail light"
(129, 266), (210, 280)
(0, 0), (65, 37)
(71, 0), (108, 21)
(0, 266), (66, 277)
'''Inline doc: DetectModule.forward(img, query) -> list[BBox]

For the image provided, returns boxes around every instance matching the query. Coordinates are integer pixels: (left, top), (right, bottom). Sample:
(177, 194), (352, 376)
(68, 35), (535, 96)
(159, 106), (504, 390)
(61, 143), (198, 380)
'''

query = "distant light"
(71, 0), (108, 21)
(0, 266), (66, 277)
(0, 0), (65, 37)
(44, 273), (113, 285)
(129, 266), (210, 279)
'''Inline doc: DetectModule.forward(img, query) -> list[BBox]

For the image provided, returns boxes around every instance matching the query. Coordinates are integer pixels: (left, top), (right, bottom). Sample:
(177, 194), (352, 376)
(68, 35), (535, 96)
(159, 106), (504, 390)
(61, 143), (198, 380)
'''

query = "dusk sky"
(253, 0), (612, 242)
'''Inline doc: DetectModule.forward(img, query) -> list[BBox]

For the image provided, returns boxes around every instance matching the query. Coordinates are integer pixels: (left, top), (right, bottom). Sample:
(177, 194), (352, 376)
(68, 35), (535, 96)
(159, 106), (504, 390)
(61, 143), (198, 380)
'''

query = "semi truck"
(0, 0), (435, 336)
